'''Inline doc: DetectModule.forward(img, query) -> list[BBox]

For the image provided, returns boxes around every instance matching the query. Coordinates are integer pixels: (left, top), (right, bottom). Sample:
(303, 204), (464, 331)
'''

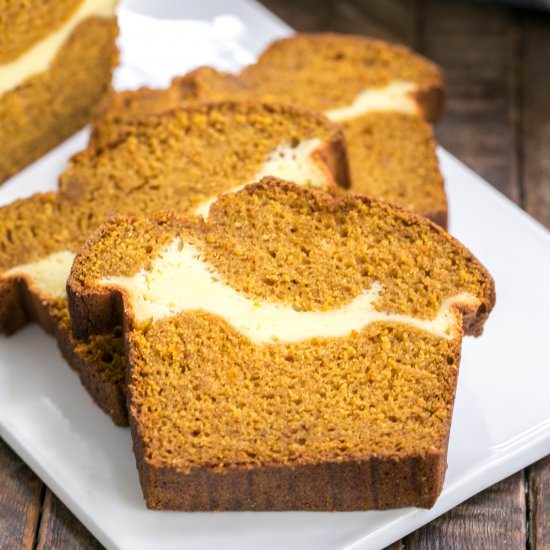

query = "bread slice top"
(68, 179), (494, 475)
(94, 32), (443, 136)
(196, 33), (443, 120)
(60, 101), (347, 214)
(91, 33), (446, 225)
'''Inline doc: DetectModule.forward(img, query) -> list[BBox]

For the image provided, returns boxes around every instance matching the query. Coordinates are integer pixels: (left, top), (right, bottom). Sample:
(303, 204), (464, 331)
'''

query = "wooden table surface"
(1, 0), (549, 548)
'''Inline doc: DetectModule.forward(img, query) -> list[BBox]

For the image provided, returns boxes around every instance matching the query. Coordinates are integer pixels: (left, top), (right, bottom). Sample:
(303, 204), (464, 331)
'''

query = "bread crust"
(415, 82), (446, 124)
(0, 280), (29, 336)
(57, 323), (128, 426)
(0, 275), (128, 424)
(131, 413), (450, 511)
(314, 130), (352, 190)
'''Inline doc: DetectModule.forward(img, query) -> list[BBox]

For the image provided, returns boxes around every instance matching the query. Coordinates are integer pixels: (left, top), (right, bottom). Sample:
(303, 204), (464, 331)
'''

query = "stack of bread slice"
(93, 33), (447, 226)
(0, 32), (495, 511)
(1, 102), (345, 424)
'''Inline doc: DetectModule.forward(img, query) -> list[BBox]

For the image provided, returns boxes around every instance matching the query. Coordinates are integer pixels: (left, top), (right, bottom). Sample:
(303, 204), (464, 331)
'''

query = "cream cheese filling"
(194, 138), (329, 217)
(0, 0), (118, 96)
(101, 239), (476, 343)
(325, 81), (419, 122)
(194, 81), (421, 216)
(3, 250), (76, 299)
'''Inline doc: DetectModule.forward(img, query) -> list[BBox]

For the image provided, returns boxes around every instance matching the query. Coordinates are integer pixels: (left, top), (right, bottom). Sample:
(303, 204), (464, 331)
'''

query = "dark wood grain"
(521, 12), (550, 550)
(35, 490), (103, 550)
(259, 0), (333, 33)
(529, 457), (550, 550)
(520, 13), (550, 227)
(0, 440), (43, 550)
(420, 0), (521, 202)
(261, 0), (419, 45)
(348, 0), (419, 46)
(406, 473), (527, 549)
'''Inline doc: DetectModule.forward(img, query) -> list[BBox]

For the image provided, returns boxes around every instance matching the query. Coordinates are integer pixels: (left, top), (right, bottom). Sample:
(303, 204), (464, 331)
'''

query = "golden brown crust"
(0, 16), (119, 184)
(0, 273), (127, 423)
(133, 441), (447, 511)
(414, 82), (446, 124)
(314, 136), (351, 190)
(0, 279), (28, 335)
(425, 209), (448, 232)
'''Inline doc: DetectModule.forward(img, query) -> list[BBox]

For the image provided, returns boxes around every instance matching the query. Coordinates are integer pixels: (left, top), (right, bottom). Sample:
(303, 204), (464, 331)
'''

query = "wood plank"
(342, 0), (419, 46)
(35, 489), (103, 550)
(0, 439), (43, 550)
(406, 1), (527, 548)
(259, 0), (333, 32)
(406, 472), (527, 549)
(259, 0), (419, 46)
(528, 457), (550, 550)
(520, 12), (550, 227)
(322, 1), (418, 45)
(385, 542), (405, 550)
(420, 0), (521, 202)
(521, 12), (550, 550)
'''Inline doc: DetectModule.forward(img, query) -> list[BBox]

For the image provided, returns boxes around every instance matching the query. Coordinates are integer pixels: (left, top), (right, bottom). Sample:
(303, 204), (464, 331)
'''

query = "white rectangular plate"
(1, 1), (549, 549)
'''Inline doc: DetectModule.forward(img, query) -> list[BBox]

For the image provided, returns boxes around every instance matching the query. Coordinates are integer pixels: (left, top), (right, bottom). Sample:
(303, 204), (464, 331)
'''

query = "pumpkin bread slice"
(0, 0), (119, 184)
(68, 179), (495, 510)
(92, 32), (446, 225)
(0, 102), (346, 425)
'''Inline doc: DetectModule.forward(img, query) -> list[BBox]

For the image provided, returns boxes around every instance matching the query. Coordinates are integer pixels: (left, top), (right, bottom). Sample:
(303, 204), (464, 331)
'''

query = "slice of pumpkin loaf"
(0, 102), (346, 425)
(92, 32), (447, 225)
(0, 0), (119, 184)
(68, 179), (495, 511)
